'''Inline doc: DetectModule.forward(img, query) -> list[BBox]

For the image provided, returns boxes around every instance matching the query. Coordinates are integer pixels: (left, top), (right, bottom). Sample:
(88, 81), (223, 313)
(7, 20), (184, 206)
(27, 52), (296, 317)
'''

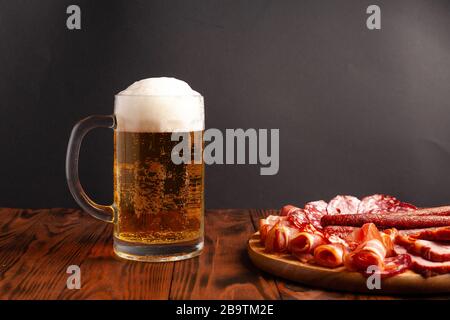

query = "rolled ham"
(259, 215), (285, 245)
(344, 223), (388, 272)
(265, 224), (300, 253)
(290, 232), (326, 256)
(314, 244), (346, 268)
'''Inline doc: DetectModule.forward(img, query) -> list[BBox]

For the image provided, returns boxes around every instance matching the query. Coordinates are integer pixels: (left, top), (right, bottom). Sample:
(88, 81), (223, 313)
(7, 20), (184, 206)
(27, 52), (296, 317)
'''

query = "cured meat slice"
(280, 205), (310, 229)
(290, 232), (327, 256)
(280, 205), (298, 216)
(400, 226), (450, 241)
(265, 224), (300, 253)
(344, 224), (387, 271)
(395, 234), (450, 262)
(372, 254), (411, 278)
(259, 215), (286, 244)
(323, 226), (357, 239)
(345, 239), (387, 271)
(314, 244), (346, 268)
(380, 228), (398, 257)
(327, 195), (360, 215)
(357, 194), (417, 214)
(398, 205), (450, 216)
(394, 245), (450, 277)
(304, 200), (328, 230)
(321, 213), (450, 229)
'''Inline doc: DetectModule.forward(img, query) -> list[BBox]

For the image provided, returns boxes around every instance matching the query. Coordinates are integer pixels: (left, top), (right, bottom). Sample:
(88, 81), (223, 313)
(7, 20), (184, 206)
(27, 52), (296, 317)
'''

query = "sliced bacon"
(290, 232), (327, 256)
(314, 244), (346, 268)
(357, 194), (417, 214)
(394, 245), (450, 277)
(395, 234), (450, 262)
(327, 195), (360, 215)
(304, 200), (328, 230)
(321, 213), (450, 229)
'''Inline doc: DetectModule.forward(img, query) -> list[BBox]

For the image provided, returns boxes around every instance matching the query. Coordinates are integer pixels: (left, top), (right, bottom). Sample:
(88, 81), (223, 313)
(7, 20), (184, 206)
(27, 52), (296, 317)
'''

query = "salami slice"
(304, 200), (328, 230)
(323, 226), (357, 239)
(357, 194), (417, 214)
(327, 195), (361, 215)
(369, 254), (412, 278)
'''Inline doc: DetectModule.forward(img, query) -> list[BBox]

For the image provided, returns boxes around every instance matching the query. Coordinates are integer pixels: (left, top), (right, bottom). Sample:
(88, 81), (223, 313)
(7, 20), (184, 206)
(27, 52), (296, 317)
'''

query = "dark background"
(1, 0), (450, 209)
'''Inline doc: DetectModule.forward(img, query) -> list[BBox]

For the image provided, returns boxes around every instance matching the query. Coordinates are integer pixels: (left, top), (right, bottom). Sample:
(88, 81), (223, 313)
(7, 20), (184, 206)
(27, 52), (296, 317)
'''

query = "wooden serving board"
(248, 232), (450, 294)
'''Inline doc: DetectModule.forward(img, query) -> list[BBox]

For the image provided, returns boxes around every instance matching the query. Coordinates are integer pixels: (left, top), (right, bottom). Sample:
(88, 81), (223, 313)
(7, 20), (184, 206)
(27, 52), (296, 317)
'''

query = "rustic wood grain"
(169, 209), (281, 300)
(0, 208), (173, 300)
(0, 208), (109, 299)
(62, 224), (174, 300)
(2, 208), (447, 300)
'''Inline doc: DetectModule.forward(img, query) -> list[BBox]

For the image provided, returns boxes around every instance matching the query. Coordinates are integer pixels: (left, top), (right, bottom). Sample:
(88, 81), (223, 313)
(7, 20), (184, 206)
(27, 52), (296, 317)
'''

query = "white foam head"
(114, 77), (204, 132)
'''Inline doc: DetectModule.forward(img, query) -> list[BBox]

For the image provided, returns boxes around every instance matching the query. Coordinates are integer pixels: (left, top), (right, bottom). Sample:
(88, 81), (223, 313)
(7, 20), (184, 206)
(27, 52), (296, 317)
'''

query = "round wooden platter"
(248, 232), (450, 294)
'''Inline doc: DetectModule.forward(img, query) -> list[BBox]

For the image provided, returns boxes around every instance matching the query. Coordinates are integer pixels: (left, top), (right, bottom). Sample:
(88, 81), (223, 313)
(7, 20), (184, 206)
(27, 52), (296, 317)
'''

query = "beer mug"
(66, 78), (204, 262)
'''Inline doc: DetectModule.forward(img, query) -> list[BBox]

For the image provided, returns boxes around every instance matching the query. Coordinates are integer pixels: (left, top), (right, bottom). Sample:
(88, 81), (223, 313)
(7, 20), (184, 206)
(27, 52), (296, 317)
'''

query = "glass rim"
(115, 93), (203, 98)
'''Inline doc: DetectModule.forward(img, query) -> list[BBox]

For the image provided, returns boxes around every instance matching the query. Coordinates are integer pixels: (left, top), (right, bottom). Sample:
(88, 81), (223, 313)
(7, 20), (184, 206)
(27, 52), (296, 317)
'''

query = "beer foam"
(115, 77), (204, 132)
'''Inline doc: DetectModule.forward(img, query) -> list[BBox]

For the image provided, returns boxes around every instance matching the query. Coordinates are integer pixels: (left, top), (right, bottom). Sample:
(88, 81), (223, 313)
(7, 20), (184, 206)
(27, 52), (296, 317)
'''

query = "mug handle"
(66, 115), (116, 223)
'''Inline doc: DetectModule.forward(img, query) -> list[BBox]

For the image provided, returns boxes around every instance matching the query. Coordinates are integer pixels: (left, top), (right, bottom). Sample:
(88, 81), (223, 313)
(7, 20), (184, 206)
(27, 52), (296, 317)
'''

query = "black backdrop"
(1, 0), (450, 209)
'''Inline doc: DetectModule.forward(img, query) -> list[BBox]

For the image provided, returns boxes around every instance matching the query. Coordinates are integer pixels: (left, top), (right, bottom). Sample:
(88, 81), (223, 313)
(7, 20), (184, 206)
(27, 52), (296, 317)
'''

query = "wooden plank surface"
(0, 208), (173, 300)
(170, 209), (280, 300)
(1, 208), (447, 300)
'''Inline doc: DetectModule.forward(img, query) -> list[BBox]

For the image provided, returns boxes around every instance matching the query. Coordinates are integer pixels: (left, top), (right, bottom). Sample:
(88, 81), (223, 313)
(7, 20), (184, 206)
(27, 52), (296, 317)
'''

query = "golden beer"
(113, 131), (204, 244)
(66, 77), (205, 262)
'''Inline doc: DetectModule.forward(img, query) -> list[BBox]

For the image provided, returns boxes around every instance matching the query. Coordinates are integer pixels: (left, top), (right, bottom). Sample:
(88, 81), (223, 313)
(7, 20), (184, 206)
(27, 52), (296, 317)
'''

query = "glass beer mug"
(66, 78), (204, 262)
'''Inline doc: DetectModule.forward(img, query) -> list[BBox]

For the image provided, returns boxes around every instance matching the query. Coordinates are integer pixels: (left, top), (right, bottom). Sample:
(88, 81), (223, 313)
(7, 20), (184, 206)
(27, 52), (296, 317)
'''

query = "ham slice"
(344, 224), (387, 271)
(259, 215), (285, 244)
(314, 244), (346, 268)
(394, 245), (450, 277)
(400, 226), (450, 241)
(327, 195), (360, 215)
(395, 234), (450, 262)
(290, 232), (326, 256)
(265, 223), (300, 253)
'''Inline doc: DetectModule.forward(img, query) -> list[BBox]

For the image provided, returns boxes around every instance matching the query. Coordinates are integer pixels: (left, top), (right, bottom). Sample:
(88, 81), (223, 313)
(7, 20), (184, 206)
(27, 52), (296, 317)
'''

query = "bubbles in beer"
(113, 78), (204, 245)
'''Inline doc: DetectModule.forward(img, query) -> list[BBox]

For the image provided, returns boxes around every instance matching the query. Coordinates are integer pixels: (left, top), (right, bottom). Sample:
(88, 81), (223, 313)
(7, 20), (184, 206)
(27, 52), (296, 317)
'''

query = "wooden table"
(0, 208), (446, 300)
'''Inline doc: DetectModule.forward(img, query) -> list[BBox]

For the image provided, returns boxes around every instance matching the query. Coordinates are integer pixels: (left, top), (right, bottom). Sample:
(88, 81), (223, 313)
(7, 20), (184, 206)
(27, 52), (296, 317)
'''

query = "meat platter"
(248, 194), (450, 294)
